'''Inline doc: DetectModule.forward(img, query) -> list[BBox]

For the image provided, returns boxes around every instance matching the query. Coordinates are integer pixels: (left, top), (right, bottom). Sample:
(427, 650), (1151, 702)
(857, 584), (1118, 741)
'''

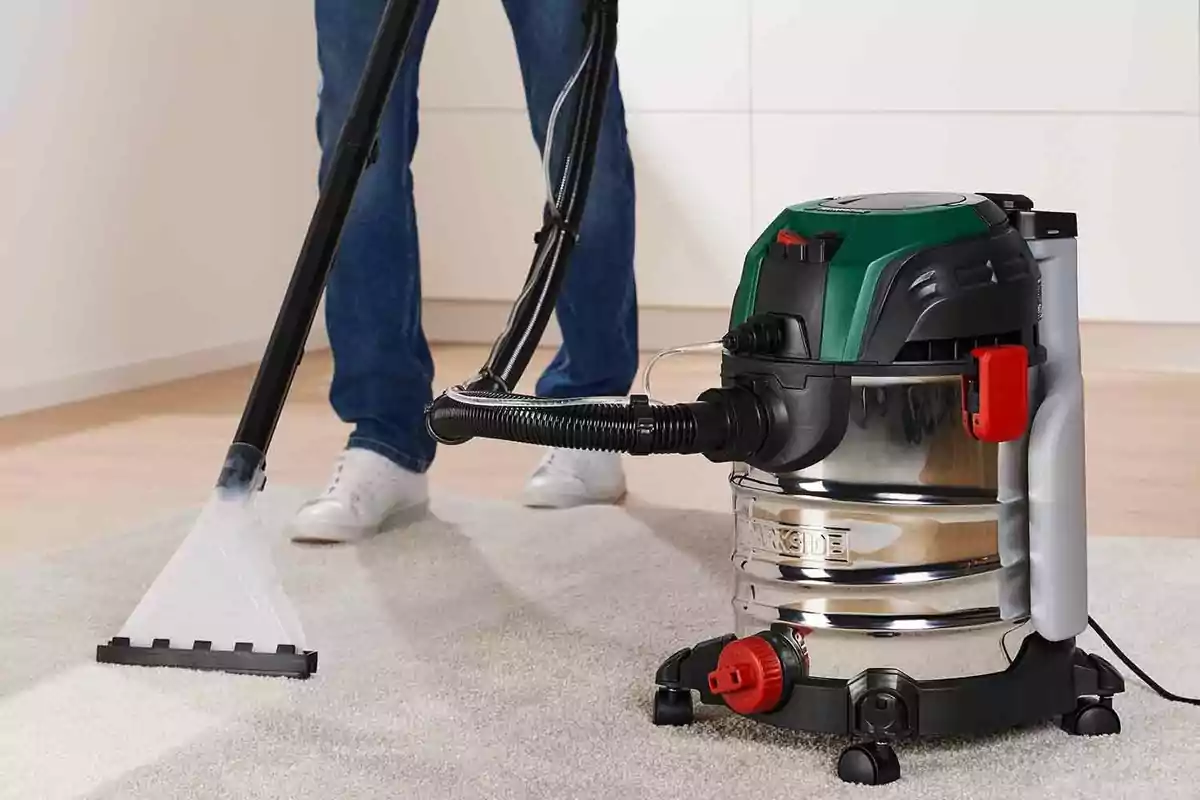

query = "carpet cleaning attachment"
(426, 190), (1144, 784)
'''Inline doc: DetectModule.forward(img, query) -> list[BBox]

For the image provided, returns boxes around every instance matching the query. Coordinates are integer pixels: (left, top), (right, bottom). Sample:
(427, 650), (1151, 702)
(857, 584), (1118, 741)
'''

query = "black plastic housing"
(750, 235), (841, 358)
(715, 357), (851, 473)
(857, 224), (1041, 365)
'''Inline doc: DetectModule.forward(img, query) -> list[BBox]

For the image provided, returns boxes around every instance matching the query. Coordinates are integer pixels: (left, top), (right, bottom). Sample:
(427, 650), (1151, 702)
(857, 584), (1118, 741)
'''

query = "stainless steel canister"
(729, 374), (1035, 681)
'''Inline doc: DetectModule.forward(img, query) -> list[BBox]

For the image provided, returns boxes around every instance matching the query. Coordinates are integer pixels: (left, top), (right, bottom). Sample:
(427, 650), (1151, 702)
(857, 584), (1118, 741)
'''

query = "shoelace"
(536, 450), (570, 475)
(536, 450), (562, 474)
(321, 456), (347, 497)
(319, 455), (374, 511)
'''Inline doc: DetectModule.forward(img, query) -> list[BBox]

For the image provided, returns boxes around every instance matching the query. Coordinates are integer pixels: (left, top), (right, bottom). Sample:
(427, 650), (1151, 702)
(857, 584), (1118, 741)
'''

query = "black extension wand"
(218, 0), (427, 493)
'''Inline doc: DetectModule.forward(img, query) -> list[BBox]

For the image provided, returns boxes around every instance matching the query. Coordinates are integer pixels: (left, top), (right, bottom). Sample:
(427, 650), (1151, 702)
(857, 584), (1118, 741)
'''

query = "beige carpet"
(2, 485), (1198, 799)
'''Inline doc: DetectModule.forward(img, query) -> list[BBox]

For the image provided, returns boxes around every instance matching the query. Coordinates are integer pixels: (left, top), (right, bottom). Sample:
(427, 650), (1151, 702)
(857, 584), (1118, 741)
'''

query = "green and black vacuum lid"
(731, 191), (1059, 366)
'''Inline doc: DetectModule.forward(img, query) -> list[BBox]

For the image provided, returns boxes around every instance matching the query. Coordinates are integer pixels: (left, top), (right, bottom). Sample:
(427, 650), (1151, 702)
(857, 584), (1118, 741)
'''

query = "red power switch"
(707, 636), (785, 715)
(961, 345), (1029, 442)
(776, 229), (806, 246)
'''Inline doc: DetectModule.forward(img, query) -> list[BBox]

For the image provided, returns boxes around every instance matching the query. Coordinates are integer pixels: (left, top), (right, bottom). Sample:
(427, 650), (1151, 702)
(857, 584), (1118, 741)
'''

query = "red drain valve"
(707, 636), (785, 715)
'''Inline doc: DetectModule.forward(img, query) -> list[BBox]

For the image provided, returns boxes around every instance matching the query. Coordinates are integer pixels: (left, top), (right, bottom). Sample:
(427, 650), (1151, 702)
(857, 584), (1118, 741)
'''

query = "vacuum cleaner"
(94, 0), (1194, 785)
(429, 184), (1135, 784)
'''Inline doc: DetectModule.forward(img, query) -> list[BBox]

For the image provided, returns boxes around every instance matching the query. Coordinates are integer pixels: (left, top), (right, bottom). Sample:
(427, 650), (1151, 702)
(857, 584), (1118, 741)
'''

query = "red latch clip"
(708, 664), (747, 695)
(706, 636), (785, 715)
(961, 345), (1029, 442)
(776, 229), (806, 246)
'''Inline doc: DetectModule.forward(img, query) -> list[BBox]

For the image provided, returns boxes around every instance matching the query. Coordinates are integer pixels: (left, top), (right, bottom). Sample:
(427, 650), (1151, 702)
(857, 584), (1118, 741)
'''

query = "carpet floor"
(2, 486), (1198, 799)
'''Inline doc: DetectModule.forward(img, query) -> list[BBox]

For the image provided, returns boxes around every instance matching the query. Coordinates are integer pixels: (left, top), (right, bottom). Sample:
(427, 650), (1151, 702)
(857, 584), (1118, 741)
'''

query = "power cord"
(1088, 616), (1200, 707)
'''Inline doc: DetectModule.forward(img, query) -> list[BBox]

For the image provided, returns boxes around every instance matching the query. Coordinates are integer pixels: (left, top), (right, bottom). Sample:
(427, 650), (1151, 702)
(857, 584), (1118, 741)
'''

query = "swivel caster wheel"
(1060, 699), (1121, 736)
(837, 741), (901, 786)
(652, 687), (694, 726)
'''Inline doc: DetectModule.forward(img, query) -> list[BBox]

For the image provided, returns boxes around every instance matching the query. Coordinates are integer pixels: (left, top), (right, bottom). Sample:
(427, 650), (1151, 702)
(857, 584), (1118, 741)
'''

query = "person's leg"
(319, 0), (439, 472)
(501, 0), (639, 507)
(291, 0), (440, 543)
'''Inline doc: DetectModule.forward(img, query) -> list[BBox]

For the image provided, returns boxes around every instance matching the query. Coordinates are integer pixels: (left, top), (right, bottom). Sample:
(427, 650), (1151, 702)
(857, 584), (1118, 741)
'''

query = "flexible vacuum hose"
(427, 389), (766, 459)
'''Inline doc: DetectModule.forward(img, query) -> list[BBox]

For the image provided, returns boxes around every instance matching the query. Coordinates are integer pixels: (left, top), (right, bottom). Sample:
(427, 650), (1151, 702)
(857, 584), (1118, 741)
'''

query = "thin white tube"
(641, 340), (725, 401)
(543, 31), (596, 215)
(446, 385), (640, 409)
(448, 337), (725, 412)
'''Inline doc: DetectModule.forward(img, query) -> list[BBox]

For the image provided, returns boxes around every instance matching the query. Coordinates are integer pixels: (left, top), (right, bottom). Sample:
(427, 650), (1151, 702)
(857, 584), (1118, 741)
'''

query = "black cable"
(1088, 616), (1200, 707)
(999, 622), (1024, 666)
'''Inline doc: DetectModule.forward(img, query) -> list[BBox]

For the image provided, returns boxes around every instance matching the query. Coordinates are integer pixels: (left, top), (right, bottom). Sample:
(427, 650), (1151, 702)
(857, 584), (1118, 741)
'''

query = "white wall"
(1, 1), (1198, 415)
(0, 2), (320, 414)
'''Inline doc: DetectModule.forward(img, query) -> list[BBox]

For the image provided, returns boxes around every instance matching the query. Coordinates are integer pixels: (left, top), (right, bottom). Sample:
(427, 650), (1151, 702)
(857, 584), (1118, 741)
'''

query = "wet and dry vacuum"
(429, 189), (1127, 785)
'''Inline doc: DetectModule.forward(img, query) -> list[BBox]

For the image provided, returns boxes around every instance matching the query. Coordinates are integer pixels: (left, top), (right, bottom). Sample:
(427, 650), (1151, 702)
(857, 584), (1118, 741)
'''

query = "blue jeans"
(314, 0), (638, 474)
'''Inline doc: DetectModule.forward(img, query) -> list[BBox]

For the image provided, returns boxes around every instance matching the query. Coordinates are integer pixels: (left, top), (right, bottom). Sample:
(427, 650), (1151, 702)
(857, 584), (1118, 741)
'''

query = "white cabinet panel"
(752, 0), (1200, 113)
(752, 113), (1200, 323)
(615, 0), (751, 111)
(626, 112), (753, 307)
(420, 0), (751, 111)
(414, 109), (752, 309)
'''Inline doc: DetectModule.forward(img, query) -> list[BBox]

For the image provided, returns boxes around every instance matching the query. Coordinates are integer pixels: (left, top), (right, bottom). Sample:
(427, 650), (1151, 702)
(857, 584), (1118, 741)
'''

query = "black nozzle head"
(96, 637), (317, 679)
(216, 443), (266, 493)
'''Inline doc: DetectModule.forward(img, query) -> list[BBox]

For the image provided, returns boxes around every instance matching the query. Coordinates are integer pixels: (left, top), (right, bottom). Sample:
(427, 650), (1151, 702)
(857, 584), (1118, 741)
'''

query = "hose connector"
(723, 313), (812, 359)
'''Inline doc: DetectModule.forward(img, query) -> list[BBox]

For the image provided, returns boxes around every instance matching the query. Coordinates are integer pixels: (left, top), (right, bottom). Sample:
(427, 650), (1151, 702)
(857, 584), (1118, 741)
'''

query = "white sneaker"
(288, 448), (428, 543)
(521, 448), (627, 509)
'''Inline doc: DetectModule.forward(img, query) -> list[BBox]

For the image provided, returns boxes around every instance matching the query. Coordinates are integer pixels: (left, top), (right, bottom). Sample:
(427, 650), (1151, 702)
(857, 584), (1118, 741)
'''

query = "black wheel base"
(653, 628), (1127, 784)
(1060, 698), (1121, 736)
(653, 687), (694, 726)
(838, 741), (901, 785)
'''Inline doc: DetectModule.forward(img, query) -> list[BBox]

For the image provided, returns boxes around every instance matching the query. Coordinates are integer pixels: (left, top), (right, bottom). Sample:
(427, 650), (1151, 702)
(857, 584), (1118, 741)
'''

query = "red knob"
(707, 636), (785, 715)
(961, 344), (1029, 443)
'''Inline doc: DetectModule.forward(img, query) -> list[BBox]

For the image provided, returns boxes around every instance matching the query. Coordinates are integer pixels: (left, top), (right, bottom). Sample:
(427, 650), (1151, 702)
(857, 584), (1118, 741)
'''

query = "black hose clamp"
(534, 214), (581, 245)
(629, 394), (655, 455)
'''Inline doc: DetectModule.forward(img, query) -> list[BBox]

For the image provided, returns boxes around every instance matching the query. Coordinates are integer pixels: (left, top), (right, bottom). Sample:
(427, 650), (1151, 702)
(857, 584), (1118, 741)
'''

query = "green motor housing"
(719, 191), (1046, 474)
